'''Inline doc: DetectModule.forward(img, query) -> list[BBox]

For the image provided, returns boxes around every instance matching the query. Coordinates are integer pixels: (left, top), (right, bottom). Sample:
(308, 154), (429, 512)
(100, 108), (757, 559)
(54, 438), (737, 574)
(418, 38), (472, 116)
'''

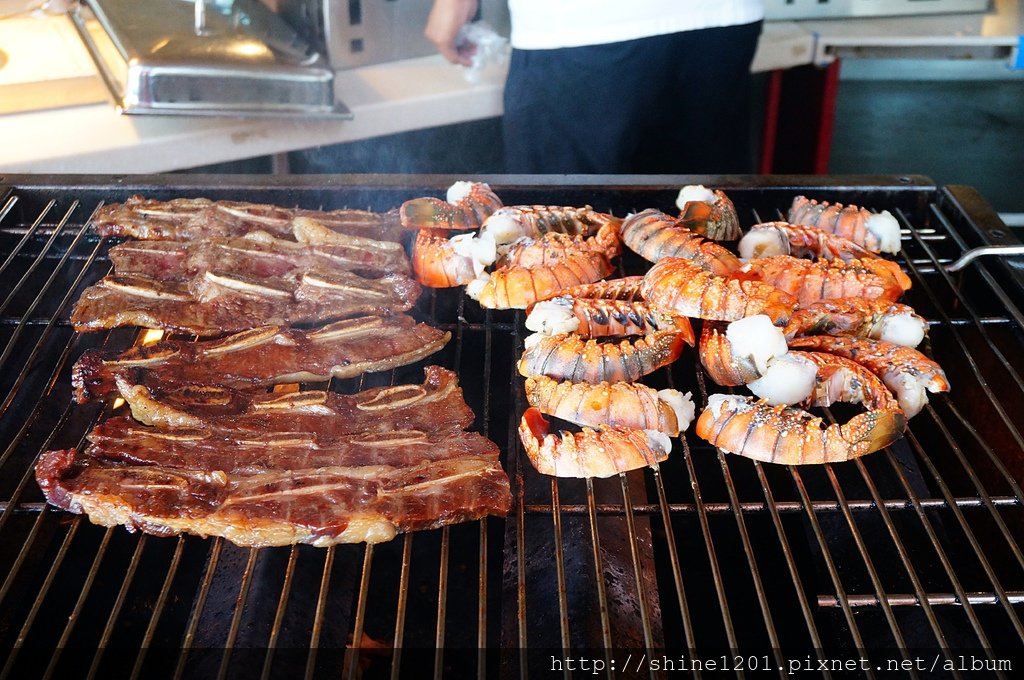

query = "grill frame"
(0, 173), (1022, 678)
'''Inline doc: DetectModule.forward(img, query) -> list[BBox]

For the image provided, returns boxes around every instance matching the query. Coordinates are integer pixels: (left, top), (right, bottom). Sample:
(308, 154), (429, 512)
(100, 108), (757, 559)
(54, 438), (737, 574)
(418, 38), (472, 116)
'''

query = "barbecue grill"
(1, 174), (1022, 679)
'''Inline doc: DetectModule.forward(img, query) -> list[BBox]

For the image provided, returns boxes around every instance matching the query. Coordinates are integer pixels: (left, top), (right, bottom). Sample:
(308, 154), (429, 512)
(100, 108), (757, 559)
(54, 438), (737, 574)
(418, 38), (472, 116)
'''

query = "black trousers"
(502, 21), (762, 174)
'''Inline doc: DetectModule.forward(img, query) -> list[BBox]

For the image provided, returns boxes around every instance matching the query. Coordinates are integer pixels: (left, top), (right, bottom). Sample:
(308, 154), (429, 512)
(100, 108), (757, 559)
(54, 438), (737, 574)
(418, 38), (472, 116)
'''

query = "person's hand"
(425, 0), (479, 66)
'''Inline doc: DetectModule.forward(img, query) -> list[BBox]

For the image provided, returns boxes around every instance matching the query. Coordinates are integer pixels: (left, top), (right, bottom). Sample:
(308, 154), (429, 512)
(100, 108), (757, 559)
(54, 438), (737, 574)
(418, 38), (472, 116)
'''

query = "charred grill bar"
(0, 175), (1023, 677)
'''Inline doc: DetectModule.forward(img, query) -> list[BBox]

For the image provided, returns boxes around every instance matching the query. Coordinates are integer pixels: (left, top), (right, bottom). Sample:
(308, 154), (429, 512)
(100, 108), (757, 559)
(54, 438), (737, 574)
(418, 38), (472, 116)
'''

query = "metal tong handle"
(944, 245), (1024, 272)
(194, 0), (209, 35)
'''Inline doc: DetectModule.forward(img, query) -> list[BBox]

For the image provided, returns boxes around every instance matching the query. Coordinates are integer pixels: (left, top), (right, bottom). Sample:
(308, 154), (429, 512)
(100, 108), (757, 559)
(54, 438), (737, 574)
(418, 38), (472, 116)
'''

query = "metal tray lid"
(70, 0), (350, 117)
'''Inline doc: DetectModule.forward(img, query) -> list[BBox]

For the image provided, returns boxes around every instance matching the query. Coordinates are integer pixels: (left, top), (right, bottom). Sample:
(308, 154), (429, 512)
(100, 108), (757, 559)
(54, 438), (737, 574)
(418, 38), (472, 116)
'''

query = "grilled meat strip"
(86, 417), (498, 471)
(91, 195), (402, 242)
(36, 448), (510, 547)
(37, 366), (510, 547)
(116, 365), (475, 442)
(72, 315), (451, 403)
(108, 231), (409, 279)
(70, 269), (421, 336)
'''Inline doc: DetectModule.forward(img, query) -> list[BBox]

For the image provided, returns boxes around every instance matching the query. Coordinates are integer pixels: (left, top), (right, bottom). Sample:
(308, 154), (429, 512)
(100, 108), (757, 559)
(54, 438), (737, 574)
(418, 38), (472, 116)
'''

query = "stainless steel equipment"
(69, 0), (510, 117)
(70, 0), (345, 116)
(765, 0), (990, 21)
(0, 175), (1022, 676)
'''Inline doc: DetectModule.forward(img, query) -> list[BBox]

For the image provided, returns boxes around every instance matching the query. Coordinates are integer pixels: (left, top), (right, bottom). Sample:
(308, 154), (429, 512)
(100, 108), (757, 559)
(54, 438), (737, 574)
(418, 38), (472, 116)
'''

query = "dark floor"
(829, 77), (1024, 214)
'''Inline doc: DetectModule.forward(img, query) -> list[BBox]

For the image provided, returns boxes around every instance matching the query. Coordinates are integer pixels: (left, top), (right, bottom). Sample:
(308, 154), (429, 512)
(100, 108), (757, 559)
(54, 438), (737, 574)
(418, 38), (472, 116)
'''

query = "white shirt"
(508, 0), (764, 50)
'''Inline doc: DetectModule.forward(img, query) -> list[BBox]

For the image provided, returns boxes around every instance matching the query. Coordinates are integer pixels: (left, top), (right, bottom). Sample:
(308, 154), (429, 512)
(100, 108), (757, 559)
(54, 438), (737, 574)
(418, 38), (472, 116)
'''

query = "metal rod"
(340, 381), (378, 678)
(303, 546), (335, 680)
(217, 547), (261, 680)
(903, 428), (1024, 641)
(823, 462), (917, 677)
(477, 518), (488, 680)
(715, 453), (786, 678)
(175, 539), (225, 680)
(452, 291), (466, 373)
(44, 529), (113, 679)
(61, 322), (176, 678)
(509, 321), (529, 679)
(433, 322), (517, 332)
(925, 203), (1024, 342)
(651, 468), (697, 653)
(883, 454), (1005, 677)
(0, 208), (89, 412)
(193, 0), (208, 34)
(690, 372), (745, 662)
(14, 493), (1009, 518)
(0, 518), (82, 680)
(789, 468), (877, 680)
(944, 245), (1024, 272)
(584, 477), (614, 672)
(390, 534), (414, 680)
(87, 534), (149, 680)
(433, 529), (450, 680)
(618, 473), (655, 656)
(477, 306), (493, 680)
(820, 591), (1024, 607)
(901, 210), (1024, 431)
(131, 537), (187, 680)
(550, 480), (572, 656)
(347, 544), (375, 680)
(0, 505), (49, 607)
(683, 440), (743, 656)
(0, 327), (115, 613)
(0, 196), (41, 279)
(753, 462), (831, 679)
(654, 366), (701, 677)
(0, 200), (62, 319)
(930, 401), (1024, 571)
(521, 495), (1018, 515)
(901, 236), (1024, 573)
(261, 545), (301, 680)
(853, 459), (961, 678)
(897, 210), (1024, 646)
(936, 316), (1013, 326)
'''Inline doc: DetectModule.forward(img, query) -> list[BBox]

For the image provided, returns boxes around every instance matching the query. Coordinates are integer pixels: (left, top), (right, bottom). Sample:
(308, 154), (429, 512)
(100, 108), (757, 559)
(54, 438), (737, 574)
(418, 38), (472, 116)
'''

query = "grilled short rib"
(91, 195), (402, 242)
(36, 448), (509, 546)
(70, 269), (421, 336)
(85, 417), (496, 471)
(107, 231), (409, 279)
(115, 365), (475, 441)
(37, 366), (510, 546)
(72, 315), (450, 403)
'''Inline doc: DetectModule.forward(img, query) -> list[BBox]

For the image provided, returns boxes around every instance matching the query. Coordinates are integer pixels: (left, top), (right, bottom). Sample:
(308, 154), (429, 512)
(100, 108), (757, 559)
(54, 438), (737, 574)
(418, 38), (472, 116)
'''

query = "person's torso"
(508, 0), (764, 49)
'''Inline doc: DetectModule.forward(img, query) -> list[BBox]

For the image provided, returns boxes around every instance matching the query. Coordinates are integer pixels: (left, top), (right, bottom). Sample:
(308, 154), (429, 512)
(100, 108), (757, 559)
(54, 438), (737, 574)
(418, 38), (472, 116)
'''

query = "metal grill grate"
(0, 175), (1022, 679)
